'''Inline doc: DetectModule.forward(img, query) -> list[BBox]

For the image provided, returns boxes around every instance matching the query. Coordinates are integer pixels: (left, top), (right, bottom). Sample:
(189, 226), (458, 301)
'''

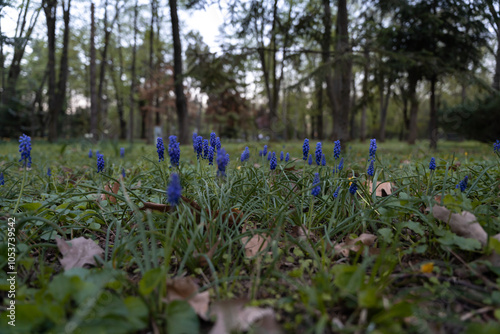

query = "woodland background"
(1, 0), (500, 148)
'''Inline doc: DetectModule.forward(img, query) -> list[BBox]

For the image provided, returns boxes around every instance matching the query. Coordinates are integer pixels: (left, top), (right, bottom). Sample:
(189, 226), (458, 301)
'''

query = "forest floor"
(1, 138), (500, 333)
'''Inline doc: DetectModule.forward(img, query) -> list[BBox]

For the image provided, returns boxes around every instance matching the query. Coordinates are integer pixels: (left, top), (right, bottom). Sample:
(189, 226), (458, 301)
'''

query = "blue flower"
(168, 135), (180, 167)
(167, 173), (182, 206)
(210, 132), (217, 149)
(429, 157), (436, 170)
(47, 168), (51, 177)
(270, 152), (277, 170)
(156, 137), (165, 162)
(217, 148), (229, 177)
(349, 181), (357, 195)
(259, 150), (263, 157)
(0, 172), (4, 186)
(241, 147), (250, 162)
(120, 147), (125, 158)
(333, 186), (340, 198)
(321, 154), (326, 166)
(369, 138), (377, 161)
(192, 132), (198, 152)
(208, 146), (215, 165)
(89, 149), (93, 158)
(97, 153), (105, 173)
(315, 142), (322, 165)
(337, 157), (344, 172)
(195, 136), (203, 159)
(280, 151), (284, 162)
(311, 173), (321, 196)
(215, 137), (221, 151)
(285, 153), (290, 162)
(267, 151), (272, 161)
(121, 168), (126, 178)
(19, 134), (32, 168)
(263, 145), (268, 157)
(203, 139), (209, 159)
(367, 160), (374, 177)
(333, 140), (341, 160)
(456, 175), (468, 192)
(494, 140), (500, 153)
(302, 138), (309, 160)
(308, 154), (313, 166)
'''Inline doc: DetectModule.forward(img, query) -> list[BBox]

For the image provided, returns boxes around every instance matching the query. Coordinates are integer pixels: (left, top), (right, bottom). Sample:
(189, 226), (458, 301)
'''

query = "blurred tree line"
(0, 0), (498, 147)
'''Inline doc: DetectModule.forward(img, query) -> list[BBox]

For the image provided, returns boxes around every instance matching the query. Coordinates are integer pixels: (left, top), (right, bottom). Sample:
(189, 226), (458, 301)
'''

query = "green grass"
(0, 138), (499, 333)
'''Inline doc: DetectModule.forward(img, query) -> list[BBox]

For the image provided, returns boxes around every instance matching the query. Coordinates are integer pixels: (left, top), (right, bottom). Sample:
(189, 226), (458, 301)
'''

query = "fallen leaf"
(141, 202), (171, 212)
(366, 180), (392, 197)
(56, 237), (104, 270)
(209, 299), (282, 334)
(241, 233), (270, 258)
(164, 277), (210, 320)
(291, 225), (315, 242)
(420, 262), (434, 273)
(101, 182), (120, 203)
(195, 239), (221, 267)
(334, 233), (377, 257)
(430, 205), (487, 246)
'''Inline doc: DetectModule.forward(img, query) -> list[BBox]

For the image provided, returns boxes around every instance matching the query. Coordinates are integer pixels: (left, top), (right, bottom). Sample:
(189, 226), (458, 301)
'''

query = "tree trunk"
(429, 76), (438, 150)
(113, 1), (126, 140)
(331, 0), (351, 141)
(322, 0), (336, 140)
(407, 72), (419, 145)
(128, 0), (138, 143)
(349, 71), (356, 139)
(54, 0), (71, 137)
(43, 0), (57, 142)
(169, 0), (189, 144)
(379, 74), (392, 142)
(97, 0), (110, 122)
(360, 47), (369, 142)
(316, 77), (324, 140)
(89, 3), (98, 140)
(494, 30), (500, 92)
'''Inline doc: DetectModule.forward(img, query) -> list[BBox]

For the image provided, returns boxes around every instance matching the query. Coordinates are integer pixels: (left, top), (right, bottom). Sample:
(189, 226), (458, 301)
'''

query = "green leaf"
(139, 268), (163, 296)
(358, 287), (378, 308)
(401, 221), (425, 236)
(332, 264), (364, 294)
(20, 202), (42, 212)
(165, 300), (200, 334)
(378, 228), (393, 243)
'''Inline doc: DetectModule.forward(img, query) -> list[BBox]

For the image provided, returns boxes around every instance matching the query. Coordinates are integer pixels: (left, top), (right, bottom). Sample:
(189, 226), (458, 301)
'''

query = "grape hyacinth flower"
(192, 132), (198, 153)
(280, 151), (284, 162)
(429, 157), (436, 171)
(263, 145), (268, 157)
(308, 154), (313, 166)
(321, 154), (326, 166)
(122, 168), (126, 179)
(215, 137), (221, 151)
(333, 140), (341, 160)
(311, 173), (321, 197)
(494, 140), (500, 153)
(47, 168), (51, 177)
(97, 153), (105, 173)
(208, 146), (215, 165)
(369, 138), (377, 161)
(302, 138), (310, 160)
(96, 150), (100, 156)
(195, 136), (203, 159)
(240, 147), (250, 162)
(168, 135), (180, 167)
(210, 132), (217, 149)
(456, 175), (468, 192)
(367, 160), (374, 177)
(259, 150), (263, 157)
(89, 149), (93, 158)
(156, 137), (165, 162)
(349, 181), (357, 195)
(167, 173), (182, 206)
(203, 139), (209, 159)
(333, 186), (340, 199)
(315, 142), (323, 165)
(19, 134), (32, 168)
(337, 157), (344, 172)
(217, 148), (229, 177)
(285, 153), (290, 162)
(267, 151), (272, 161)
(120, 147), (125, 158)
(270, 152), (277, 170)
(0, 172), (4, 186)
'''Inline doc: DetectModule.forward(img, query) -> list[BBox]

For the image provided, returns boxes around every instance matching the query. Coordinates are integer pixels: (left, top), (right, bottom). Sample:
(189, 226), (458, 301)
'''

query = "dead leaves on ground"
(333, 233), (378, 257)
(101, 181), (120, 203)
(56, 237), (104, 270)
(162, 277), (282, 333)
(365, 180), (393, 197)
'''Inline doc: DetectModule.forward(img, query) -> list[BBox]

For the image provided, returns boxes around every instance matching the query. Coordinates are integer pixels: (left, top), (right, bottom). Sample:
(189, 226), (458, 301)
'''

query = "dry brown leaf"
(366, 180), (392, 197)
(164, 277), (210, 320)
(242, 233), (270, 258)
(209, 299), (282, 334)
(334, 233), (377, 257)
(195, 239), (221, 267)
(430, 205), (487, 246)
(101, 182), (120, 203)
(56, 237), (104, 270)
